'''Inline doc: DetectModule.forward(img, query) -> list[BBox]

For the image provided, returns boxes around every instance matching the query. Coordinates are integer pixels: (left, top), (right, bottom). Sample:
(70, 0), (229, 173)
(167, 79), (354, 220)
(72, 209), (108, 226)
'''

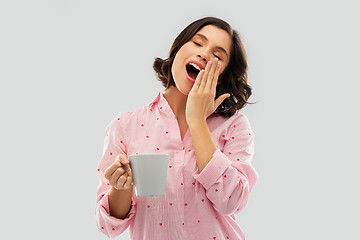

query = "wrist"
(188, 120), (207, 129)
(110, 185), (133, 195)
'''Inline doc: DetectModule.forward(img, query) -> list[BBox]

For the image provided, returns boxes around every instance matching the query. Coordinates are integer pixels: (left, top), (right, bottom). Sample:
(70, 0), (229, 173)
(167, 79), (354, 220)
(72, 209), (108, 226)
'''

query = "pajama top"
(95, 90), (258, 240)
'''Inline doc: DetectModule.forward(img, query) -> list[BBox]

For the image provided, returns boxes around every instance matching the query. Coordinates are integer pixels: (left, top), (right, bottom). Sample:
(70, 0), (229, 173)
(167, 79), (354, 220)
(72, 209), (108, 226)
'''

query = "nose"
(197, 54), (208, 64)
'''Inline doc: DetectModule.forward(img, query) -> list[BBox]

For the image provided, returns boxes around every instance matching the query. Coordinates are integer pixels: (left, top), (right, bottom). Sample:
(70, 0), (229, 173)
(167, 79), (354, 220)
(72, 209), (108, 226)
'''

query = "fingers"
(109, 167), (126, 187)
(126, 164), (133, 178)
(193, 68), (204, 90)
(208, 59), (218, 80)
(119, 154), (132, 178)
(104, 154), (133, 190)
(200, 59), (221, 92)
(206, 58), (219, 90)
(115, 171), (133, 190)
(123, 175), (133, 190)
(118, 154), (130, 165)
(104, 159), (123, 180)
(116, 171), (129, 188)
(200, 61), (212, 89)
(211, 59), (221, 91)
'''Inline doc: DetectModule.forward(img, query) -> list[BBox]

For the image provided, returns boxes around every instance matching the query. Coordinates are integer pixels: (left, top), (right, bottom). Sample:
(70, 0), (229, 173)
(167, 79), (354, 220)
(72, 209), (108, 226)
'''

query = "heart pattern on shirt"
(99, 105), (251, 237)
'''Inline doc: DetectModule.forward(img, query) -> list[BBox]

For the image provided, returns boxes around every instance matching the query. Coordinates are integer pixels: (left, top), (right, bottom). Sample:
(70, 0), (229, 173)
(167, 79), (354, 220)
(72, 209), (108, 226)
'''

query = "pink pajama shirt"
(95, 90), (258, 239)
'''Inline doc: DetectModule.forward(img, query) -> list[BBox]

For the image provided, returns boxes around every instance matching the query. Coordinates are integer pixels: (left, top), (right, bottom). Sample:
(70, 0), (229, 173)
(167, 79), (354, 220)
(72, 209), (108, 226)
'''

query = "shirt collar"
(147, 90), (173, 116)
(148, 90), (163, 107)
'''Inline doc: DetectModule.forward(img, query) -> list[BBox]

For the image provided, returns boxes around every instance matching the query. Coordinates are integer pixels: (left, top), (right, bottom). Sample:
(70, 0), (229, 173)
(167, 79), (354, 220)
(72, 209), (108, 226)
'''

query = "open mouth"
(186, 63), (200, 81)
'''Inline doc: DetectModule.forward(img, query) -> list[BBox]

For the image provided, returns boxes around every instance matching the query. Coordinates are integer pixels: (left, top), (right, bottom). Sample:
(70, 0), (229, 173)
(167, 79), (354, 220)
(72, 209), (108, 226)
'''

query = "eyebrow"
(194, 33), (229, 58)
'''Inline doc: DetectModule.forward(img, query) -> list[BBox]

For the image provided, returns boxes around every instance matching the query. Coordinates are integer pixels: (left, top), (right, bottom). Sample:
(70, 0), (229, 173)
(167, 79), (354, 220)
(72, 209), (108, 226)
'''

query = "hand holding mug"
(104, 154), (133, 191)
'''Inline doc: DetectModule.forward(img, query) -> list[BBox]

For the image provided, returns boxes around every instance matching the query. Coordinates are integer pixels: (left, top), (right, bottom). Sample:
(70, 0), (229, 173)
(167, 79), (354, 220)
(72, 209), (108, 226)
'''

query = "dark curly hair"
(153, 16), (257, 118)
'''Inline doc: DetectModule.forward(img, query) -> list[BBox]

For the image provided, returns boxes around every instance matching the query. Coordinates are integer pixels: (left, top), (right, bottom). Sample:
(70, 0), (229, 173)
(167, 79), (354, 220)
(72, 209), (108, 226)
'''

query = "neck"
(163, 86), (187, 120)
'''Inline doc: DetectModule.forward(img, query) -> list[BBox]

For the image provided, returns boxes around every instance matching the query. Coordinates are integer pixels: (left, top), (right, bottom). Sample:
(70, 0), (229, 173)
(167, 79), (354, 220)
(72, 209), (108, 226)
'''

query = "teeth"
(189, 62), (201, 71)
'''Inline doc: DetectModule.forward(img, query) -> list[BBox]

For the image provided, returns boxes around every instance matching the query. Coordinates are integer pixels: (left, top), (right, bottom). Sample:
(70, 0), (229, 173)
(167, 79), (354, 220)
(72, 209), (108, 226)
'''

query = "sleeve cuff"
(192, 148), (232, 190)
(98, 191), (136, 224)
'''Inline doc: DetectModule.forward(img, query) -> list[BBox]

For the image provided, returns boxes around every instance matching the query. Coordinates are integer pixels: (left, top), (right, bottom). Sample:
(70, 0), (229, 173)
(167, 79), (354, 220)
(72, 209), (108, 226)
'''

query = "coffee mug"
(128, 153), (169, 197)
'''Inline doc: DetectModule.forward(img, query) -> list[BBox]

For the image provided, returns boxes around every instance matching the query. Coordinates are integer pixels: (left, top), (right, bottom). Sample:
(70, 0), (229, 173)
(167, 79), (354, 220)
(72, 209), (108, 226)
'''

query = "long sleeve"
(95, 112), (137, 238)
(192, 114), (258, 216)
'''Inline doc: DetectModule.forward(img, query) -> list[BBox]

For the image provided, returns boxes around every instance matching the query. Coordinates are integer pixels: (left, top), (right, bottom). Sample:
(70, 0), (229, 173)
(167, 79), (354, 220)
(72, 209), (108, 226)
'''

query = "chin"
(176, 83), (190, 96)
(172, 75), (191, 93)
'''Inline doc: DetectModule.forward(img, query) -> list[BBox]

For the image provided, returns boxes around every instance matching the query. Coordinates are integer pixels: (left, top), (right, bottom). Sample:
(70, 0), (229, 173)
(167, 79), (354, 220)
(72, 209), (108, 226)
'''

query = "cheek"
(171, 56), (184, 83)
(220, 62), (229, 75)
(176, 44), (193, 62)
(172, 47), (189, 73)
(171, 56), (181, 76)
(219, 66), (225, 75)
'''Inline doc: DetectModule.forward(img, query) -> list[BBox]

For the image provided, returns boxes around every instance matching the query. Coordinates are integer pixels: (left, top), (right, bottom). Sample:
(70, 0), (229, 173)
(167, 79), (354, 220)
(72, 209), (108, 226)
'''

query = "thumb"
(119, 155), (130, 166)
(214, 93), (231, 109)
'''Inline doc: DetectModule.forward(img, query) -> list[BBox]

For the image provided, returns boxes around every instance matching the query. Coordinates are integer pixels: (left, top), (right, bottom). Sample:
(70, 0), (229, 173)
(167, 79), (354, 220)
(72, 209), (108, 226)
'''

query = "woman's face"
(171, 25), (232, 95)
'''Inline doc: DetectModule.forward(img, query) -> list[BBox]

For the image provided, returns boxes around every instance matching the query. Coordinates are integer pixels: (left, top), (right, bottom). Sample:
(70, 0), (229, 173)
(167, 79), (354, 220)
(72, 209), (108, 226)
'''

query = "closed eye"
(193, 41), (221, 60)
(214, 55), (221, 60)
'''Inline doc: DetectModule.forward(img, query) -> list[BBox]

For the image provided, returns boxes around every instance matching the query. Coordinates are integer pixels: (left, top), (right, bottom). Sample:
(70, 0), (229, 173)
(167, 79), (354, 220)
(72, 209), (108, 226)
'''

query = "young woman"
(95, 16), (258, 240)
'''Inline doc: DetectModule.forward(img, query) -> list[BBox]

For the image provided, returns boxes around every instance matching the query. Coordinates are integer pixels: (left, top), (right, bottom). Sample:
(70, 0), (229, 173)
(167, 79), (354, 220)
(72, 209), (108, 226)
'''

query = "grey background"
(1, 0), (359, 239)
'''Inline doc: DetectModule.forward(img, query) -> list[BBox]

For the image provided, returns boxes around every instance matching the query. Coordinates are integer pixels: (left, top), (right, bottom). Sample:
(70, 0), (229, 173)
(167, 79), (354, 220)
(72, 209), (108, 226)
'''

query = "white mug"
(128, 153), (169, 197)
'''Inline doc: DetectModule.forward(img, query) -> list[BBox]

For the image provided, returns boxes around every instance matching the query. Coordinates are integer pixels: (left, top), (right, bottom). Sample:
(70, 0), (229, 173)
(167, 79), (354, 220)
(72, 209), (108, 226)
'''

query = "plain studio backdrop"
(1, 0), (359, 239)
